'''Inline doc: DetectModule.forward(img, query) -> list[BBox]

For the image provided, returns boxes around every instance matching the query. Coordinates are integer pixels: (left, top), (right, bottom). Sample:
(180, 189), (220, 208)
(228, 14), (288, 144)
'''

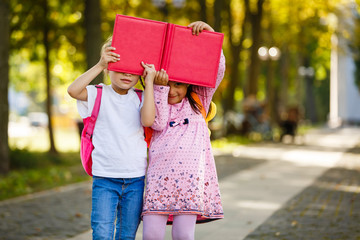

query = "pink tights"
(142, 214), (197, 240)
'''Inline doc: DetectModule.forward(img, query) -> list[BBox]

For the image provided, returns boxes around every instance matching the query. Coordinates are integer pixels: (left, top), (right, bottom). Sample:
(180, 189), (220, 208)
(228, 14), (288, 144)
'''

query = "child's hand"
(99, 46), (120, 69)
(141, 62), (157, 84)
(188, 21), (215, 35)
(154, 69), (168, 86)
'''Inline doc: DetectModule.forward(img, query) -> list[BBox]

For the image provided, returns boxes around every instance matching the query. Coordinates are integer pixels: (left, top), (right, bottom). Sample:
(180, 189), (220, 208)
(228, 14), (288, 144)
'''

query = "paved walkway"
(1, 127), (359, 240)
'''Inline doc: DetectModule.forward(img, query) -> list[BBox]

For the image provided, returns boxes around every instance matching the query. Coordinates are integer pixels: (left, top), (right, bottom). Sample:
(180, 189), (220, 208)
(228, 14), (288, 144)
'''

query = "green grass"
(211, 134), (253, 151)
(297, 123), (317, 135)
(0, 126), (90, 201)
(0, 149), (90, 201)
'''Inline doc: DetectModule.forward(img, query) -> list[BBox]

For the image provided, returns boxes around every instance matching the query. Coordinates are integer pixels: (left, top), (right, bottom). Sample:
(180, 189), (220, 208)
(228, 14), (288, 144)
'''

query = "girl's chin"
(111, 84), (132, 94)
(168, 98), (180, 104)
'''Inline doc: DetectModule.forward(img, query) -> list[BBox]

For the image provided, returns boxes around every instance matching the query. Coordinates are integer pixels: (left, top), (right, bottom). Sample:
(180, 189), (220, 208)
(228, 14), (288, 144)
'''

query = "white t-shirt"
(77, 84), (147, 178)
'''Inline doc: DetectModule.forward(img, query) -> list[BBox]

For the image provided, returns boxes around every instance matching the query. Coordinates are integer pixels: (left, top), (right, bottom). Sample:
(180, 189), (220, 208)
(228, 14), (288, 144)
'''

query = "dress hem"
(142, 211), (224, 225)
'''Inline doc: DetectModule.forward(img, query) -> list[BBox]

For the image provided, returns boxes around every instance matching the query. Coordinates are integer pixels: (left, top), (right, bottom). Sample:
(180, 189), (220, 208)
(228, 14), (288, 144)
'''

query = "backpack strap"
(134, 88), (142, 100)
(134, 88), (153, 148)
(91, 85), (103, 120)
(85, 85), (103, 138)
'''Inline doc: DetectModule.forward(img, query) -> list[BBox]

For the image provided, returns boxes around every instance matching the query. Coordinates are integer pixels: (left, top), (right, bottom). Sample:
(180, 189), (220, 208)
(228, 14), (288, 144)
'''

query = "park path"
(1, 127), (359, 240)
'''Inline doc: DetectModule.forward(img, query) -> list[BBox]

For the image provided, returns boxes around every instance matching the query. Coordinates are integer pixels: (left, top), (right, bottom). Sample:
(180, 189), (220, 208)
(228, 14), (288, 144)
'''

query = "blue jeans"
(91, 176), (145, 240)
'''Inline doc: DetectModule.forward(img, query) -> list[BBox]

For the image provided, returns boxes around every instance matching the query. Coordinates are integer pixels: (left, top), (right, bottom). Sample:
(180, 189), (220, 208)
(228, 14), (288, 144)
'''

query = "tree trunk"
(213, 0), (223, 32)
(0, 0), (10, 174)
(85, 0), (102, 83)
(266, 59), (275, 123)
(246, 0), (264, 97)
(305, 74), (317, 123)
(199, 0), (207, 23)
(263, 5), (279, 124)
(223, 0), (247, 112)
(43, 0), (57, 154)
(279, 45), (289, 114)
(224, 46), (241, 112)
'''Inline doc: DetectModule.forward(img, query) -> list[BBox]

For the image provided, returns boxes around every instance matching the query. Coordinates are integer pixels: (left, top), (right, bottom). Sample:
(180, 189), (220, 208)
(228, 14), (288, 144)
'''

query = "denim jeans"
(91, 176), (145, 240)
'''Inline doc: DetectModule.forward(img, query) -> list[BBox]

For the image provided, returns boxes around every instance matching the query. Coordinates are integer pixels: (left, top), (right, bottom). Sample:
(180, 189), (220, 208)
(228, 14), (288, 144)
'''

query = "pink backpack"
(80, 85), (151, 176)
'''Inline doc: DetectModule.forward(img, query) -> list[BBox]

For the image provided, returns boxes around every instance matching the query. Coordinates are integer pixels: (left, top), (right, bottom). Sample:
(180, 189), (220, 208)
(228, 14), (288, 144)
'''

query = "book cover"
(108, 15), (224, 88)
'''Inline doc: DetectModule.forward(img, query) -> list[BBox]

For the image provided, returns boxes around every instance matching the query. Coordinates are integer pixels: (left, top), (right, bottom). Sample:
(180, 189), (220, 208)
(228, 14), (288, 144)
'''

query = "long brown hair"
(186, 85), (202, 114)
(186, 85), (213, 117)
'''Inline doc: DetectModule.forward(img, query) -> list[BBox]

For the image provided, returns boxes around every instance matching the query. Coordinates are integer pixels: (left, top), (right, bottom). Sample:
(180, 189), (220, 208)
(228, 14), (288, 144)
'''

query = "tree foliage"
(6, 0), (360, 139)
(353, 7), (360, 91)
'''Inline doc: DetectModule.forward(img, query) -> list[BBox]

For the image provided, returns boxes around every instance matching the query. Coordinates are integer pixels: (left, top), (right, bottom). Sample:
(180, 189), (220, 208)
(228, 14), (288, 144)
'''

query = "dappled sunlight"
(230, 128), (360, 168)
(304, 128), (360, 149)
(9, 121), (79, 152)
(236, 200), (280, 210)
(231, 146), (342, 167)
(320, 182), (360, 193)
(281, 150), (342, 167)
(232, 146), (284, 159)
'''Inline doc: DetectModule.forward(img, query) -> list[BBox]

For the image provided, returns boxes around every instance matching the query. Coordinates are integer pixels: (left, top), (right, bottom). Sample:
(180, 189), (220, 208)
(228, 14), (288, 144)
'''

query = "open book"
(108, 15), (224, 88)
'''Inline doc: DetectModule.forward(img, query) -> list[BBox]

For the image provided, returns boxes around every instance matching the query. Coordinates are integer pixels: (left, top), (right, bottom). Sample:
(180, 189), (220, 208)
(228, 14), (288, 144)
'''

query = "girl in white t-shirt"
(67, 37), (156, 240)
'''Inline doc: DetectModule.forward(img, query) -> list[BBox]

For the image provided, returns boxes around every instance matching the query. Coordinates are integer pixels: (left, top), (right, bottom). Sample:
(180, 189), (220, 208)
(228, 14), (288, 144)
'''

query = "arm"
(193, 51), (225, 112)
(151, 69), (170, 131)
(140, 62), (156, 127)
(188, 21), (226, 112)
(67, 46), (120, 101)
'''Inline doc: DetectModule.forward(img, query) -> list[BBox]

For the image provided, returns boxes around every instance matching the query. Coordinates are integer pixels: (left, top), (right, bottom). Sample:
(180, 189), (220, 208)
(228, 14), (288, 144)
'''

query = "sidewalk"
(1, 127), (359, 240)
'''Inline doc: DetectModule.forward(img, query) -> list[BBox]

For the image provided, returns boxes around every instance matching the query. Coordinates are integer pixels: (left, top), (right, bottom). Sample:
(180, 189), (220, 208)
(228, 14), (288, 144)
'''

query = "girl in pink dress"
(142, 21), (225, 240)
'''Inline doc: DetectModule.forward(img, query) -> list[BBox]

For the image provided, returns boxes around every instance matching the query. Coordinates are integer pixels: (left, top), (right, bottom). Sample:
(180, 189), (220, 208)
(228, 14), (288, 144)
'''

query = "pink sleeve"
(193, 50), (225, 113)
(151, 85), (170, 131)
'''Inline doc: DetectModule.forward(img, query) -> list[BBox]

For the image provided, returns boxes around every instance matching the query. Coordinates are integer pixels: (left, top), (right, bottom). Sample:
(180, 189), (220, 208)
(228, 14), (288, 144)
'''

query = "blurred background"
(1, 0), (360, 198)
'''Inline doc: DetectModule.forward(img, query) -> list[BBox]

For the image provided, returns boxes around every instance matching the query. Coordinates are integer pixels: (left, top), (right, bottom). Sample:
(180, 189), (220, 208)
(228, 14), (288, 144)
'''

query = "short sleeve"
(76, 85), (98, 119)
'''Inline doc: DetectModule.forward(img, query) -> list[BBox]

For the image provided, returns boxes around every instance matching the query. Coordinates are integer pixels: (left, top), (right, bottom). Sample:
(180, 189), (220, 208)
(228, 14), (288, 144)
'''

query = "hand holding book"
(188, 21), (215, 35)
(99, 46), (120, 69)
(154, 69), (169, 86)
(141, 62), (157, 85)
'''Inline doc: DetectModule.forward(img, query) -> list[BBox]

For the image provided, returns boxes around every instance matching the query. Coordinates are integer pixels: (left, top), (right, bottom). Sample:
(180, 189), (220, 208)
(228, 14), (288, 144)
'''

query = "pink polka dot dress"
(142, 52), (225, 224)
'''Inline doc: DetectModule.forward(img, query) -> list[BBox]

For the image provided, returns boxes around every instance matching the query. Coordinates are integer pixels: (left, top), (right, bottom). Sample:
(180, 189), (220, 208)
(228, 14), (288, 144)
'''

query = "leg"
(142, 215), (168, 240)
(91, 177), (119, 240)
(118, 177), (145, 240)
(172, 215), (197, 240)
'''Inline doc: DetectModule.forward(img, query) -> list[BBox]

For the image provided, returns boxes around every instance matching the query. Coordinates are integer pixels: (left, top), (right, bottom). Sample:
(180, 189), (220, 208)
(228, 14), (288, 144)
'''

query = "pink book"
(108, 15), (224, 88)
